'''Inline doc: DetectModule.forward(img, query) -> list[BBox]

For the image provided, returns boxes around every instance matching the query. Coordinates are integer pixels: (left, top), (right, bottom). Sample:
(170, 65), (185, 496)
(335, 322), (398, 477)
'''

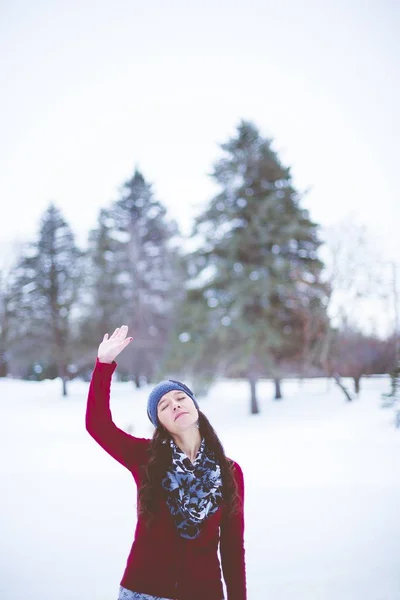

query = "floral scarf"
(161, 437), (223, 539)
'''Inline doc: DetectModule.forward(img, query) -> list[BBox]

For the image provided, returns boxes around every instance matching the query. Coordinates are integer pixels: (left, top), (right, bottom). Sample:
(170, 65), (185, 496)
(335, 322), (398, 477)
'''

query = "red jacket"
(86, 358), (247, 600)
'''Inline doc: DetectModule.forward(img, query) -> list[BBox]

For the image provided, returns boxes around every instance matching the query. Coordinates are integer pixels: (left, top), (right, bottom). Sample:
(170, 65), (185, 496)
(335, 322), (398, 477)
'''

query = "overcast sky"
(1, 0), (399, 269)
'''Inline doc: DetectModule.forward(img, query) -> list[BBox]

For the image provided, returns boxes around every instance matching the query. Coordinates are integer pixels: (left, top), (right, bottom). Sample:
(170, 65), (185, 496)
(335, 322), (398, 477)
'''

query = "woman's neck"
(172, 426), (202, 463)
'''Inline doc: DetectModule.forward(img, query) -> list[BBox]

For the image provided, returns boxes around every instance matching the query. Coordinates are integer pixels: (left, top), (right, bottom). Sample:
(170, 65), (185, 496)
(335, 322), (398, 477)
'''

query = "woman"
(86, 325), (247, 600)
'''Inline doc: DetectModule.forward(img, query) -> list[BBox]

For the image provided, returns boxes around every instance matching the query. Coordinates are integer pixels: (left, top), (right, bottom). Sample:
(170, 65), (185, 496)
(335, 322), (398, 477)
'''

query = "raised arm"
(85, 326), (150, 479)
(220, 461), (247, 600)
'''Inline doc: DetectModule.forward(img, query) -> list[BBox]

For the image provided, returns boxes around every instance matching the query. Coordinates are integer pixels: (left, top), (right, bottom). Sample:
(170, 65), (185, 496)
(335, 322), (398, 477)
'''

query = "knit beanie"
(147, 379), (199, 427)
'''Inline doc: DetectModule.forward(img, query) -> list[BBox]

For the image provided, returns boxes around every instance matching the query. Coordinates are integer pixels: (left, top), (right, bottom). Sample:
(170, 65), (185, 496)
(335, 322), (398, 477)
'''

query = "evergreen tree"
(103, 168), (186, 385)
(78, 207), (126, 369)
(7, 203), (82, 395)
(382, 360), (400, 409)
(0, 269), (12, 377)
(161, 271), (229, 398)
(179, 120), (327, 413)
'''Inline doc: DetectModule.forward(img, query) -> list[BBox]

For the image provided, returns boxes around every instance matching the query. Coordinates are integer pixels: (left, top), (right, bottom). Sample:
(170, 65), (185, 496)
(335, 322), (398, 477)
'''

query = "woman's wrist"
(97, 356), (114, 364)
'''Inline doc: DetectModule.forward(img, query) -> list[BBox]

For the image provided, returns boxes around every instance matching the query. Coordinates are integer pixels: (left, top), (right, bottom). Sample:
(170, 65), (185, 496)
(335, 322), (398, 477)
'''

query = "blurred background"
(1, 1), (399, 599)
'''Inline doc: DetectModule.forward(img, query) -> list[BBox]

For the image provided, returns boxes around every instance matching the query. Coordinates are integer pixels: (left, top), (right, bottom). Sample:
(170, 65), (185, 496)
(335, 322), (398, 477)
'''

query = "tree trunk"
(0, 351), (7, 377)
(274, 378), (282, 400)
(249, 376), (260, 414)
(56, 359), (68, 397)
(353, 376), (361, 395)
(333, 373), (352, 401)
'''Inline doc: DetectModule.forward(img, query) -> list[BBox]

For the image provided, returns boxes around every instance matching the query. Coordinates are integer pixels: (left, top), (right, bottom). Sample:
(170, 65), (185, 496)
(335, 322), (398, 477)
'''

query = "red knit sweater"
(85, 358), (247, 600)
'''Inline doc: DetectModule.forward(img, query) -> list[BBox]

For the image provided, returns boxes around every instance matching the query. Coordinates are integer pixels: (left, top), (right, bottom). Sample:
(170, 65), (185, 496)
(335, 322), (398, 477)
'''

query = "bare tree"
(317, 216), (391, 399)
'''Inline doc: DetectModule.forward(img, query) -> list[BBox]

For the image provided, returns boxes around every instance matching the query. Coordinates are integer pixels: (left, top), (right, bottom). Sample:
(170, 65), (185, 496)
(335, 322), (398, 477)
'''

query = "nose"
(172, 400), (181, 411)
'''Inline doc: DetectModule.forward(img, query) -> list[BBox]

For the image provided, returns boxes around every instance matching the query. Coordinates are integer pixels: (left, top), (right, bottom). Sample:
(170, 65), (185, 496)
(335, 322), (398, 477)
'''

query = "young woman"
(86, 325), (247, 600)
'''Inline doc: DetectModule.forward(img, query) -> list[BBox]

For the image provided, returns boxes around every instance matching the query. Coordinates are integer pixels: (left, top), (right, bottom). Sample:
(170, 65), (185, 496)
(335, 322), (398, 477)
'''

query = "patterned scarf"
(161, 437), (223, 539)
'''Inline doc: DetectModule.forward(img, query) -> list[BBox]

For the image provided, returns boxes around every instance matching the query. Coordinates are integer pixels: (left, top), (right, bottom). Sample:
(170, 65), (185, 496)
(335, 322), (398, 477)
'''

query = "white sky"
(1, 0), (398, 251)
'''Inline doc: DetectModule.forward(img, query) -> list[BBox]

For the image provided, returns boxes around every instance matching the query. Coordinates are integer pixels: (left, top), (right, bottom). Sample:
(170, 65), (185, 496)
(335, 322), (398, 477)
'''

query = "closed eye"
(160, 396), (186, 410)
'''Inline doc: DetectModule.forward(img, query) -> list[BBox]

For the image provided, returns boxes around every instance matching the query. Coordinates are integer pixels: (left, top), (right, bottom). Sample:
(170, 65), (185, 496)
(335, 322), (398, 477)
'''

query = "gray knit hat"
(147, 379), (199, 427)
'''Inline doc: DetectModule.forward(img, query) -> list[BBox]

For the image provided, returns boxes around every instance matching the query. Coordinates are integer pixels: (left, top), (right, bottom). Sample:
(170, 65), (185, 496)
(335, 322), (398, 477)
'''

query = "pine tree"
(7, 203), (82, 395)
(0, 270), (12, 377)
(104, 168), (186, 385)
(78, 207), (126, 368)
(182, 120), (327, 413)
(160, 273), (229, 398)
(382, 361), (400, 409)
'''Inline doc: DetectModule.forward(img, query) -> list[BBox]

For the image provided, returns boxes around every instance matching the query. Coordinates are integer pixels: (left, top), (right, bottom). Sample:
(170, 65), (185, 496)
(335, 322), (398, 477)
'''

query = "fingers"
(103, 333), (109, 341)
(121, 336), (133, 350)
(116, 325), (128, 340)
(109, 325), (128, 340)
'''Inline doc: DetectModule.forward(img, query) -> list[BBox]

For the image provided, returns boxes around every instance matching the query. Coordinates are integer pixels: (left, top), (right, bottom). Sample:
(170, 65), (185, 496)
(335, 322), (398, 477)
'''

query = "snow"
(1, 373), (400, 600)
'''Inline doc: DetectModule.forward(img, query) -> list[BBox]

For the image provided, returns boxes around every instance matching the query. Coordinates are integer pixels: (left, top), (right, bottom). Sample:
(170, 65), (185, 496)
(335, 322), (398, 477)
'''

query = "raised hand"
(97, 325), (133, 364)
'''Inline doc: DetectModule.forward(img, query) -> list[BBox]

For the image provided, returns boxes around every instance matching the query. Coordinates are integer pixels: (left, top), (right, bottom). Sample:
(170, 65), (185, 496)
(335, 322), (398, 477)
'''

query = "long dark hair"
(138, 411), (241, 527)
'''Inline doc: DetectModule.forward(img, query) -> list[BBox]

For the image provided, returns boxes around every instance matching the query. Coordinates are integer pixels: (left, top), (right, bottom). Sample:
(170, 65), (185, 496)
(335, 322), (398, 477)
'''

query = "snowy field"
(1, 370), (400, 600)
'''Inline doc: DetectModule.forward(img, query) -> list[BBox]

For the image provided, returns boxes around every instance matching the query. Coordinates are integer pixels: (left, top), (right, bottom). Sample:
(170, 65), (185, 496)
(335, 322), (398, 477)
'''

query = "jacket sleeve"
(220, 460), (247, 600)
(85, 357), (150, 480)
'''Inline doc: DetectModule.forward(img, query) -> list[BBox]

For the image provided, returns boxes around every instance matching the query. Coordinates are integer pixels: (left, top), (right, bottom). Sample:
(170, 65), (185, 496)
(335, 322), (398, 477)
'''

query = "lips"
(174, 411), (189, 421)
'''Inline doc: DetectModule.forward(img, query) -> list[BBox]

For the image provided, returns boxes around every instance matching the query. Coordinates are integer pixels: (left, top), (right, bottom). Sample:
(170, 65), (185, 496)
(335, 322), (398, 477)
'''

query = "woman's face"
(157, 389), (199, 434)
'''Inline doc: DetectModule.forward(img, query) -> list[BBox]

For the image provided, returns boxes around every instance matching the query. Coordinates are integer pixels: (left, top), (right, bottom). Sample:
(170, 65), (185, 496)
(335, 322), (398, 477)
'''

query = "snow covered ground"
(1, 371), (400, 600)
